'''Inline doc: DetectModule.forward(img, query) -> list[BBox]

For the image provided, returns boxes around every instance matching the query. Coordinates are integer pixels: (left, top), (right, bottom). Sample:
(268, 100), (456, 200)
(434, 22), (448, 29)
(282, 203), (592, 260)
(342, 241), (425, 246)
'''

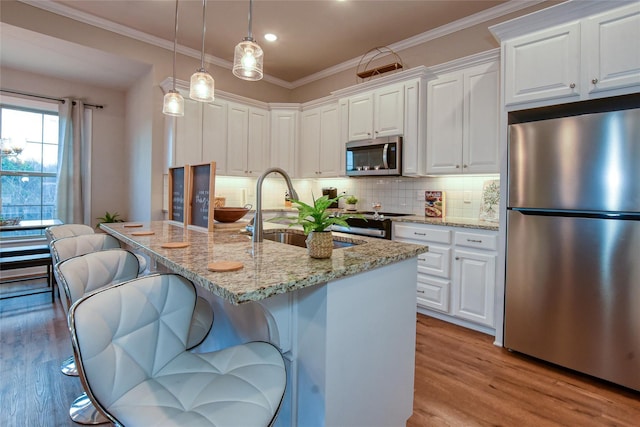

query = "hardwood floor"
(1, 280), (638, 426)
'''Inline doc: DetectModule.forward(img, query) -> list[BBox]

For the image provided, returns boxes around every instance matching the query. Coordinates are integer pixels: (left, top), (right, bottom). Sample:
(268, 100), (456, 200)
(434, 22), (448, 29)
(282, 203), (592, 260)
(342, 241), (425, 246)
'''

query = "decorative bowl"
(213, 205), (251, 223)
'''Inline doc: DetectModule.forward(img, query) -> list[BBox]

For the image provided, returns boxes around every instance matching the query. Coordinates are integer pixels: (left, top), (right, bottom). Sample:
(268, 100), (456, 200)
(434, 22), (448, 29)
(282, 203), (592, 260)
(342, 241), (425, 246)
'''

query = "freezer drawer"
(504, 210), (640, 391)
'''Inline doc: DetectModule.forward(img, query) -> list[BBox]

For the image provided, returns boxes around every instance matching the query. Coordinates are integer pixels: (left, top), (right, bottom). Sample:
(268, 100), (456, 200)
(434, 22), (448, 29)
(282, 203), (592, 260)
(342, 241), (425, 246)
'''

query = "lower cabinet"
(393, 222), (498, 334)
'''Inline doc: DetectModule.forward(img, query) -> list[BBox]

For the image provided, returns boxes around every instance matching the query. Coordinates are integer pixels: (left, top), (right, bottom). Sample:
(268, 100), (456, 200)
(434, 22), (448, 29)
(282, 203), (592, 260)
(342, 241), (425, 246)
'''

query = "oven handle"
(332, 225), (386, 238)
(382, 143), (389, 170)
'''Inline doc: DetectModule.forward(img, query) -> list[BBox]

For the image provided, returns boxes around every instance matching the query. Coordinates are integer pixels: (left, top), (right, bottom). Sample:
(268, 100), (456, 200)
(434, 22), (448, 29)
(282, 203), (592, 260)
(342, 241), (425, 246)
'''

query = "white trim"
(21, 0), (541, 89)
(427, 49), (500, 76)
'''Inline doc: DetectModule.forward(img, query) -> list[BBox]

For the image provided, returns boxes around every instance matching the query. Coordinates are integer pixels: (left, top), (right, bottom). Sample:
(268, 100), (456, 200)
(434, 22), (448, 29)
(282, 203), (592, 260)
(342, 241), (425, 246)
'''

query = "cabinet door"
(174, 99), (203, 166)
(202, 99), (227, 175)
(299, 108), (321, 178)
(402, 80), (424, 176)
(584, 4), (640, 94)
(452, 249), (495, 327)
(504, 22), (581, 105)
(426, 74), (463, 174)
(417, 274), (450, 313)
(226, 103), (249, 176)
(270, 110), (298, 175)
(347, 93), (374, 141)
(247, 107), (270, 177)
(318, 104), (341, 177)
(463, 62), (500, 174)
(374, 84), (404, 137)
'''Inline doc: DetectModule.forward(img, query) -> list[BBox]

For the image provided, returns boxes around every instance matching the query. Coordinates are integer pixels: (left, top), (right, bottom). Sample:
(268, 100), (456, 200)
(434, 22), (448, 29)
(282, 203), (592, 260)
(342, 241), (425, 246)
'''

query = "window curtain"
(56, 99), (92, 225)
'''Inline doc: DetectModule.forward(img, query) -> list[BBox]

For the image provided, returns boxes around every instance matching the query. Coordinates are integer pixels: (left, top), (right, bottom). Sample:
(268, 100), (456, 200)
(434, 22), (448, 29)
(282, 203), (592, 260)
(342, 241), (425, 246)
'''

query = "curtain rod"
(0, 88), (104, 109)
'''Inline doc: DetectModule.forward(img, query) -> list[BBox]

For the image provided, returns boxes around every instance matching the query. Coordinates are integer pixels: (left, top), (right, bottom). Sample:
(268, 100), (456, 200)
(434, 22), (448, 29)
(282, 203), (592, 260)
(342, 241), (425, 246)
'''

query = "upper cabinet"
(427, 61), (499, 174)
(269, 107), (299, 176)
(173, 99), (204, 167)
(299, 102), (341, 178)
(347, 83), (404, 141)
(494, 2), (640, 109)
(202, 99), (228, 175)
(226, 102), (270, 177)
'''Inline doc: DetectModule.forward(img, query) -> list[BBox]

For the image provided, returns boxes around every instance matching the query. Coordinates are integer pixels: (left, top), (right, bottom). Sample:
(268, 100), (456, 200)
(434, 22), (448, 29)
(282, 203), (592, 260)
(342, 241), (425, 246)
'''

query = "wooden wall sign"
(188, 162), (216, 231)
(168, 165), (187, 227)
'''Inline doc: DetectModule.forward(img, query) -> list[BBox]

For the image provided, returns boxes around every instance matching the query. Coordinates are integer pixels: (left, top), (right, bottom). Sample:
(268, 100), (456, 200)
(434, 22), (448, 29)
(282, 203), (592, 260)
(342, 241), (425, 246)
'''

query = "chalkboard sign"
(168, 166), (187, 226)
(189, 162), (216, 231)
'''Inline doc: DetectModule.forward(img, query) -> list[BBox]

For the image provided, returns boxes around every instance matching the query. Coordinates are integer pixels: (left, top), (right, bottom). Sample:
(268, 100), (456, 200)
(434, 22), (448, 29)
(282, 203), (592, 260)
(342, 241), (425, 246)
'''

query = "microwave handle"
(382, 143), (389, 169)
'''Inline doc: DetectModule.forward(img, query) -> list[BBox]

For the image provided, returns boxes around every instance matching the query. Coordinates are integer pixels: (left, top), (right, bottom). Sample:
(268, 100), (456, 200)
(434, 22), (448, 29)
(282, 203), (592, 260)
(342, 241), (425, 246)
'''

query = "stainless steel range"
(332, 212), (411, 240)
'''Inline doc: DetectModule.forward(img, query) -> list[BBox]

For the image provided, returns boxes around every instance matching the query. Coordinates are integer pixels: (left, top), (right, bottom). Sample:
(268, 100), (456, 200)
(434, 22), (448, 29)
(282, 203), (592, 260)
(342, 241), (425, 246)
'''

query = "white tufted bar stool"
(55, 248), (141, 424)
(45, 223), (95, 244)
(69, 273), (287, 427)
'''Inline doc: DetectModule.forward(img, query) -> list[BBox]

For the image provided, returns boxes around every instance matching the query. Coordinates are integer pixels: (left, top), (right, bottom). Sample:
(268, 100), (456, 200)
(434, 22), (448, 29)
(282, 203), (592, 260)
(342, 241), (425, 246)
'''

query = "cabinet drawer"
(454, 231), (497, 251)
(394, 224), (452, 244)
(417, 274), (450, 313)
(417, 245), (451, 279)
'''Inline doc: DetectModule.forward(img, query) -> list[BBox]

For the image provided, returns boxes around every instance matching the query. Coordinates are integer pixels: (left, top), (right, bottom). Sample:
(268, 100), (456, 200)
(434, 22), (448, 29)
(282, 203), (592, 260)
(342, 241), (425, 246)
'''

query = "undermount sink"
(262, 230), (362, 249)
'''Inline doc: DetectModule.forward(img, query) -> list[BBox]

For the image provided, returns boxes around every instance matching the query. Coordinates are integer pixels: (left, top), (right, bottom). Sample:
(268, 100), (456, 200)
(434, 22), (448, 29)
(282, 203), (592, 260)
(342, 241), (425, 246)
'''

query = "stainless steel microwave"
(346, 136), (402, 176)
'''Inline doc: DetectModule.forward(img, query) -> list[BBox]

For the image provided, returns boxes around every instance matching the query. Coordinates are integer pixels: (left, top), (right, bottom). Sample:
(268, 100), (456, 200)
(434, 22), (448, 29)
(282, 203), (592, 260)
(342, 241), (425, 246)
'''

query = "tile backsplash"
(214, 174), (500, 221)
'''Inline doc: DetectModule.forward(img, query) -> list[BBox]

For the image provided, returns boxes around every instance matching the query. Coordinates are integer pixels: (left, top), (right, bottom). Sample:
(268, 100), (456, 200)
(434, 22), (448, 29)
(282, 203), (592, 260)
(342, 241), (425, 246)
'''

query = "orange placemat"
(131, 231), (155, 236)
(123, 223), (143, 228)
(161, 242), (190, 249)
(207, 261), (243, 272)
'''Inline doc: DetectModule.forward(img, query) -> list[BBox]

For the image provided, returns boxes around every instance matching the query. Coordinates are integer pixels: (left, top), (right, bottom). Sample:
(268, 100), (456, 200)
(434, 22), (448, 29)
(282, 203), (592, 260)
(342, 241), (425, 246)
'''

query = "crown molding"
(427, 49), (500, 76)
(22, 0), (542, 90)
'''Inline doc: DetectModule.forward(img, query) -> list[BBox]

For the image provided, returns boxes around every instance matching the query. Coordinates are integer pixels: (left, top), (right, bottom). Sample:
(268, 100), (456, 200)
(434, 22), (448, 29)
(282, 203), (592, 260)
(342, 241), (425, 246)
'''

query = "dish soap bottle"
(285, 192), (292, 208)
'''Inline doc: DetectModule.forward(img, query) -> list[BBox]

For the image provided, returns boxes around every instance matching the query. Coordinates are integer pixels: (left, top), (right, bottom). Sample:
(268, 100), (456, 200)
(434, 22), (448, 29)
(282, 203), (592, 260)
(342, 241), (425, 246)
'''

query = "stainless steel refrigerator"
(505, 107), (640, 391)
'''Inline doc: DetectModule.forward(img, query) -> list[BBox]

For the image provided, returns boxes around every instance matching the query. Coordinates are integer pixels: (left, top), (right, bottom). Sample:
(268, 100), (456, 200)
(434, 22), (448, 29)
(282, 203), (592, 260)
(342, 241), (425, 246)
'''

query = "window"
(1, 103), (59, 238)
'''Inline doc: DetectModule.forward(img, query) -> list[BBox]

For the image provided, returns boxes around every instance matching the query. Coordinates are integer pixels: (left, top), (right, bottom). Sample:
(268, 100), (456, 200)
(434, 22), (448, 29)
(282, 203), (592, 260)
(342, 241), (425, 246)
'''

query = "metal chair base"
(69, 392), (109, 425)
(60, 355), (78, 376)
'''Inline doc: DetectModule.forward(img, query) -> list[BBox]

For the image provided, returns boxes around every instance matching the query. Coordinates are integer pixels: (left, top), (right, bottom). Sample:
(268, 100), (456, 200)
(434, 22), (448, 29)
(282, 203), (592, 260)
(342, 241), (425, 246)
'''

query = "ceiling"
(1, 0), (533, 90)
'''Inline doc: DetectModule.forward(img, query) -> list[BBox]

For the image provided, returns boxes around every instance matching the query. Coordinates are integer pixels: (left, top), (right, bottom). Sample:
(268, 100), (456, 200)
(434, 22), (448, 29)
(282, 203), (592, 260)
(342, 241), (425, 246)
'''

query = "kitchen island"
(101, 221), (427, 427)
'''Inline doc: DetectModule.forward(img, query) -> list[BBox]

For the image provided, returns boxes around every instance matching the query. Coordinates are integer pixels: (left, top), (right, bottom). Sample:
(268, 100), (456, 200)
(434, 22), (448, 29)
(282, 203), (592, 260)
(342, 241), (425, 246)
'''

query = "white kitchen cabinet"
(202, 99), (228, 175)
(173, 99), (203, 167)
(393, 222), (498, 334)
(347, 83), (404, 141)
(226, 102), (270, 177)
(502, 3), (640, 107)
(269, 107), (298, 175)
(402, 79), (426, 177)
(299, 103), (341, 178)
(426, 61), (499, 174)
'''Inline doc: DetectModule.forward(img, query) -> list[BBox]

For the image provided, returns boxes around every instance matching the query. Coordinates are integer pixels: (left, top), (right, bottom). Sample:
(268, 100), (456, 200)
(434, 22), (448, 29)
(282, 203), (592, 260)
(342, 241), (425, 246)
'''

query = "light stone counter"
(392, 215), (499, 231)
(101, 220), (427, 305)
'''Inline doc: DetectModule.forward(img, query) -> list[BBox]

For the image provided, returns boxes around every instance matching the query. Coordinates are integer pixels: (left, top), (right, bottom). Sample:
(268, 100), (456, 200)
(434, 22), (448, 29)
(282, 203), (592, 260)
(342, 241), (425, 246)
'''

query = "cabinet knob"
(463, 164), (468, 168)
(455, 256), (460, 260)
(456, 165), (460, 169)
(591, 78), (598, 84)
(569, 83), (576, 89)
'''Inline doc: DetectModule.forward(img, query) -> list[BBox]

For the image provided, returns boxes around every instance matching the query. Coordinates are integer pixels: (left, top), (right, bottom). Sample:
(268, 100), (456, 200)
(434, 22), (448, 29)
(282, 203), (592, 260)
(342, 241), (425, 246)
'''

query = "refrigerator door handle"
(509, 208), (640, 221)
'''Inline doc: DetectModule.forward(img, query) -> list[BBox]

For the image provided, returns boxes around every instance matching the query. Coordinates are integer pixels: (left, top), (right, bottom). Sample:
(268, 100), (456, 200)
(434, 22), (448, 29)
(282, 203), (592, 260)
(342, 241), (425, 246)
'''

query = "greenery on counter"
(272, 194), (363, 235)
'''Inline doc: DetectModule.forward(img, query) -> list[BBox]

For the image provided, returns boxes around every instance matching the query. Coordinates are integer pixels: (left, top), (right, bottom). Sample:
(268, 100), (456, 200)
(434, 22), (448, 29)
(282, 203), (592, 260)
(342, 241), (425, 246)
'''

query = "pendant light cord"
(172, 0), (179, 91)
(200, 0), (207, 68)
(247, 0), (253, 40)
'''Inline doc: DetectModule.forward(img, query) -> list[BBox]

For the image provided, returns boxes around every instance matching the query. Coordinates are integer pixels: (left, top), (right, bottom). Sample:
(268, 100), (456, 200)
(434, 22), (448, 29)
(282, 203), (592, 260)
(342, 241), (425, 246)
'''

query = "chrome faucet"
(252, 167), (298, 243)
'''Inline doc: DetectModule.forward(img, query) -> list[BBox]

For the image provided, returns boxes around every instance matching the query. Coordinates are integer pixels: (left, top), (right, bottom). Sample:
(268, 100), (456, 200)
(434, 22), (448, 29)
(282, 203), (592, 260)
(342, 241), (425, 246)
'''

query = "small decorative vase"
(305, 231), (333, 259)
(345, 203), (357, 211)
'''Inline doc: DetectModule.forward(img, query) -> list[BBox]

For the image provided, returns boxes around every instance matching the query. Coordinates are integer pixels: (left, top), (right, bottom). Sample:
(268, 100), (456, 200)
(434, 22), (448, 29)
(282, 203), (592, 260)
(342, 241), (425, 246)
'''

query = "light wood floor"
(1, 280), (638, 426)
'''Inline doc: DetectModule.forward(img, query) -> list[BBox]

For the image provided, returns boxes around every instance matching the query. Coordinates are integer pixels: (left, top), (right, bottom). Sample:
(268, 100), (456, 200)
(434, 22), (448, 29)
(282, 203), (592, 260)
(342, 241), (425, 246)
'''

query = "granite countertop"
(391, 215), (500, 231)
(101, 221), (427, 305)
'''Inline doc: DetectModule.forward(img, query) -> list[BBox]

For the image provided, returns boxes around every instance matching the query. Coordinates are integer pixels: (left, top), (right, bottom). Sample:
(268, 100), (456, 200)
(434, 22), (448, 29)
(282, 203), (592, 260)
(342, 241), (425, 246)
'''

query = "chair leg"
(61, 355), (78, 376)
(69, 392), (109, 425)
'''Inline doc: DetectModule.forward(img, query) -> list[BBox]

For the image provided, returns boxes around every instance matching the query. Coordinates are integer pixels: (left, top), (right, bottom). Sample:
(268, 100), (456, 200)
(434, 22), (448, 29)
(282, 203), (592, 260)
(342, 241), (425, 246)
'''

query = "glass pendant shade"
(163, 90), (184, 116)
(233, 38), (263, 81)
(189, 69), (215, 102)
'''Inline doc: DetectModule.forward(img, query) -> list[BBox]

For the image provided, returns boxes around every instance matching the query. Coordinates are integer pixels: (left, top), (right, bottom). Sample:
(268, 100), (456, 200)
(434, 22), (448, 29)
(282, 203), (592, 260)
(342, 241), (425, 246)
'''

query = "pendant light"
(232, 0), (263, 81)
(190, 0), (214, 102)
(163, 0), (184, 116)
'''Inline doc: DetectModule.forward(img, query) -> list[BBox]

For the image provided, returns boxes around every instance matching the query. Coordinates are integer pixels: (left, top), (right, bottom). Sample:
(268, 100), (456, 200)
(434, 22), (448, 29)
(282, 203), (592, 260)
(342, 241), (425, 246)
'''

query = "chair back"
(50, 233), (120, 264)
(54, 248), (140, 314)
(45, 224), (94, 243)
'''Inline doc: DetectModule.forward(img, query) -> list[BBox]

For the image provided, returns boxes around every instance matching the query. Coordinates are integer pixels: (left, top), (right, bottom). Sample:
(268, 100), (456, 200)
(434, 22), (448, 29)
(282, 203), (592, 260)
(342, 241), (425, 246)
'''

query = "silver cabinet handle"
(592, 78), (598, 84)
(456, 165), (460, 168)
(570, 83), (576, 89)
(467, 238), (482, 243)
(417, 290), (425, 294)
(418, 257), (427, 261)
(414, 232), (426, 236)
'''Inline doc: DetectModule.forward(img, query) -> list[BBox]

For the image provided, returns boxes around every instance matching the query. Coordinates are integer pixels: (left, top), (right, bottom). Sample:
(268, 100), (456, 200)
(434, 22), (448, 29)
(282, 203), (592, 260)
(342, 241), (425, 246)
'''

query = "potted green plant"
(96, 211), (124, 229)
(279, 194), (361, 259)
(345, 195), (358, 211)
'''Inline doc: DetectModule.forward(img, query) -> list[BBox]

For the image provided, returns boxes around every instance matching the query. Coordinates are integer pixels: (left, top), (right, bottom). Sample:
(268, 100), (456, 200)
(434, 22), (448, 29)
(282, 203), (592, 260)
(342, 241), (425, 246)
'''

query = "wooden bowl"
(213, 207), (250, 223)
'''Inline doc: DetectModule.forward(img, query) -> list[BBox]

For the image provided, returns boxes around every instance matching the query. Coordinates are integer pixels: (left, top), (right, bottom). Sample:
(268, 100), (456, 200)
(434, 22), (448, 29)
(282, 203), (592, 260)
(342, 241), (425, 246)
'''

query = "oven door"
(332, 217), (391, 239)
(346, 137), (401, 176)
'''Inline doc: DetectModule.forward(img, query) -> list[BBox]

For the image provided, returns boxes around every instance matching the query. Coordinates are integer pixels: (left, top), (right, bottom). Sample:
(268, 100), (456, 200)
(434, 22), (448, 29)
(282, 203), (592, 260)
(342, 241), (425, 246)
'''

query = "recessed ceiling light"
(264, 33), (277, 42)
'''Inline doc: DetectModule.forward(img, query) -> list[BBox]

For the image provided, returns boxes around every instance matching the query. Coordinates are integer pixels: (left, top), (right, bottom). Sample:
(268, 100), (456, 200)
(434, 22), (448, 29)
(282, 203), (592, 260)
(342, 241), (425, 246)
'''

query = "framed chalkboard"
(168, 166), (187, 226)
(188, 162), (216, 231)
